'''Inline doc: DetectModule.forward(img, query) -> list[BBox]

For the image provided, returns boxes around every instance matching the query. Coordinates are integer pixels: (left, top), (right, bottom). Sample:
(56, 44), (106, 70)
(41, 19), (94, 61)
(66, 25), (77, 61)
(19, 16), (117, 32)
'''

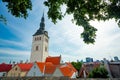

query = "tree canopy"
(2, 0), (32, 18)
(71, 61), (82, 72)
(1, 0), (120, 44)
(88, 67), (109, 78)
(44, 0), (120, 44)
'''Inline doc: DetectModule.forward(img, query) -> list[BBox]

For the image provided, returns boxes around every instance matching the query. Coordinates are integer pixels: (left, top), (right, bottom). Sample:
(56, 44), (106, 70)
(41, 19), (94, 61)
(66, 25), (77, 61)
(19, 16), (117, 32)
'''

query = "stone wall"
(0, 77), (120, 80)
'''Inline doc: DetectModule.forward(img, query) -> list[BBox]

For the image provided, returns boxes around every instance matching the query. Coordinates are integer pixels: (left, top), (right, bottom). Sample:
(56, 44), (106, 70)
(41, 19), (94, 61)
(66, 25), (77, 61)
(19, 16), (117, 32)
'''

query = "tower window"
(36, 46), (39, 51)
(35, 37), (36, 41)
(39, 37), (41, 40)
(45, 46), (47, 52)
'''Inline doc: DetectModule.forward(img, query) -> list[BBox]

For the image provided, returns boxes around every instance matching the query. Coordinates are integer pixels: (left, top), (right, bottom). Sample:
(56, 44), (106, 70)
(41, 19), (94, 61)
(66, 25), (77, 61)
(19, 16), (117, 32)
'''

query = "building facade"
(30, 14), (49, 62)
(7, 63), (33, 77)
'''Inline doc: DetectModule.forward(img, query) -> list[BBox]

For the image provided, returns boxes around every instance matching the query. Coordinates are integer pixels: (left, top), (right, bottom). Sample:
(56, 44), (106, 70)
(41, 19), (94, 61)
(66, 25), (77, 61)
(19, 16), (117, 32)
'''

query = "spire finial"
(41, 11), (44, 22)
(42, 9), (45, 18)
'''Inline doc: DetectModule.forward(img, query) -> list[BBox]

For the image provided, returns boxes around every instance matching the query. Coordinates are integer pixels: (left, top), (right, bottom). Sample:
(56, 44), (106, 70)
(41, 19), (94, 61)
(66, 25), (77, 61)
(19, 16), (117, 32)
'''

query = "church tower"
(30, 14), (49, 62)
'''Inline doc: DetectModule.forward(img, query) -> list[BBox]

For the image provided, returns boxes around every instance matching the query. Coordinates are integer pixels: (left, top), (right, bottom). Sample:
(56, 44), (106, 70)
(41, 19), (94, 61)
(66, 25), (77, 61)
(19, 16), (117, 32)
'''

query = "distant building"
(114, 56), (119, 61)
(104, 59), (120, 78)
(79, 62), (101, 78)
(86, 57), (93, 62)
(0, 63), (12, 77)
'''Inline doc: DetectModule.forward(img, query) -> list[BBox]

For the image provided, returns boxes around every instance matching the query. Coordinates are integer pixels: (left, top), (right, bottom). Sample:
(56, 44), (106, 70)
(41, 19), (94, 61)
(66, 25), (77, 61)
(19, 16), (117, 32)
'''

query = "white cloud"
(0, 48), (30, 56)
(48, 15), (120, 62)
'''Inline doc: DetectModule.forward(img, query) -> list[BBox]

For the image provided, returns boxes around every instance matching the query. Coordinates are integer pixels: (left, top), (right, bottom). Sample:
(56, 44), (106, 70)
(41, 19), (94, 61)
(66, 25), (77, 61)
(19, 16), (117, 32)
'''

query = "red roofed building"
(0, 63), (12, 77)
(7, 63), (33, 77)
(79, 62), (101, 78)
(45, 55), (61, 65)
(44, 62), (56, 76)
(53, 63), (77, 78)
(27, 62), (56, 77)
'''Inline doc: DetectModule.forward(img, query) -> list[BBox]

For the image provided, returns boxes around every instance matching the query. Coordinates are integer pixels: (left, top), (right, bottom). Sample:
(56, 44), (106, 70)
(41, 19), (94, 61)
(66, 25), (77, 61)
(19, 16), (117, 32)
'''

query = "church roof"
(33, 13), (48, 37)
(45, 56), (61, 65)
(0, 63), (12, 72)
(18, 63), (33, 71)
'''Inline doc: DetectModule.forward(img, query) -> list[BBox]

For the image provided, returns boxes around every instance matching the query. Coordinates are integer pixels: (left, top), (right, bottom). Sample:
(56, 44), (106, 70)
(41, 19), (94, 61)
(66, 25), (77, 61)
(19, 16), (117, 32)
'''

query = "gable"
(53, 67), (63, 77)
(27, 63), (43, 76)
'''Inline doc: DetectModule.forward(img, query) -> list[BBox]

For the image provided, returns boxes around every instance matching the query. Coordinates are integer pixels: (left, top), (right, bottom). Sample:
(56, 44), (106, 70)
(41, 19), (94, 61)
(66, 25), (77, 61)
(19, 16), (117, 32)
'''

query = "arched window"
(36, 46), (39, 51)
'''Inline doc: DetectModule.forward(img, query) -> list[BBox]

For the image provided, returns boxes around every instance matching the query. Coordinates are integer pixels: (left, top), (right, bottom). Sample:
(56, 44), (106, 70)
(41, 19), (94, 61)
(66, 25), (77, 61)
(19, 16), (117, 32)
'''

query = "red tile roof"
(44, 62), (56, 74)
(60, 65), (75, 77)
(37, 62), (56, 74)
(66, 62), (77, 72)
(45, 56), (61, 65)
(36, 62), (45, 73)
(79, 62), (101, 77)
(0, 63), (12, 72)
(18, 63), (33, 71)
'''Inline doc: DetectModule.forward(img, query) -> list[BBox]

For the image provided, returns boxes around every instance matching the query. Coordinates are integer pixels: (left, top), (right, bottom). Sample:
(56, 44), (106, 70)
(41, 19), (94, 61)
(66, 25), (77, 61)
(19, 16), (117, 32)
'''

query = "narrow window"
(36, 46), (39, 51)
(45, 47), (47, 52)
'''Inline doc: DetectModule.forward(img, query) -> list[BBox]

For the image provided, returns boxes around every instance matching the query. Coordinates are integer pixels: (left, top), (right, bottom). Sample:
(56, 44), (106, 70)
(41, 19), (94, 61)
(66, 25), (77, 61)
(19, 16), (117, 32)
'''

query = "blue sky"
(0, 0), (120, 63)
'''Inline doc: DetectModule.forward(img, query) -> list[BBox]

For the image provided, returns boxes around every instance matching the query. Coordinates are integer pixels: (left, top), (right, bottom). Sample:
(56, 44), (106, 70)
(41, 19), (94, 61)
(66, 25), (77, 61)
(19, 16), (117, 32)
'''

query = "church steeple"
(40, 13), (45, 31)
(33, 13), (48, 36)
(30, 12), (49, 62)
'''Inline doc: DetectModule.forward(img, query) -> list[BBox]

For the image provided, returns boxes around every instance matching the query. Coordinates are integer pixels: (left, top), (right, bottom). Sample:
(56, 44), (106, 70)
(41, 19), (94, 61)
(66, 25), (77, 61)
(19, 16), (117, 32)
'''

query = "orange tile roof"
(18, 63), (33, 71)
(60, 65), (75, 77)
(45, 56), (61, 65)
(37, 62), (56, 74)
(36, 62), (45, 73)
(44, 62), (56, 74)
(66, 62), (77, 72)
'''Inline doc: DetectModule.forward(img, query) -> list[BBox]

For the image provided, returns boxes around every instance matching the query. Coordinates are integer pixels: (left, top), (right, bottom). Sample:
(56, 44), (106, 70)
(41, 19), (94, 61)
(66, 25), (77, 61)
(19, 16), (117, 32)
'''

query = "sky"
(0, 0), (120, 63)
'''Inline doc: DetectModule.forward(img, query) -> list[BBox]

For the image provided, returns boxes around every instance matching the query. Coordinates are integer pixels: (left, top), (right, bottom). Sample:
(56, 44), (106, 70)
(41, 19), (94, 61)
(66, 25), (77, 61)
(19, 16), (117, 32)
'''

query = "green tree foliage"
(2, 0), (32, 19)
(1, 0), (120, 44)
(71, 61), (82, 72)
(44, 0), (120, 44)
(88, 67), (109, 78)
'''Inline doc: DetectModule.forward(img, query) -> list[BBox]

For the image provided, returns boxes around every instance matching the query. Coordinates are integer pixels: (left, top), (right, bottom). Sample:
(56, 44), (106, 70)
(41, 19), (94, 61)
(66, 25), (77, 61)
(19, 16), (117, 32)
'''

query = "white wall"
(30, 34), (49, 62)
(52, 68), (63, 77)
(26, 63), (43, 77)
